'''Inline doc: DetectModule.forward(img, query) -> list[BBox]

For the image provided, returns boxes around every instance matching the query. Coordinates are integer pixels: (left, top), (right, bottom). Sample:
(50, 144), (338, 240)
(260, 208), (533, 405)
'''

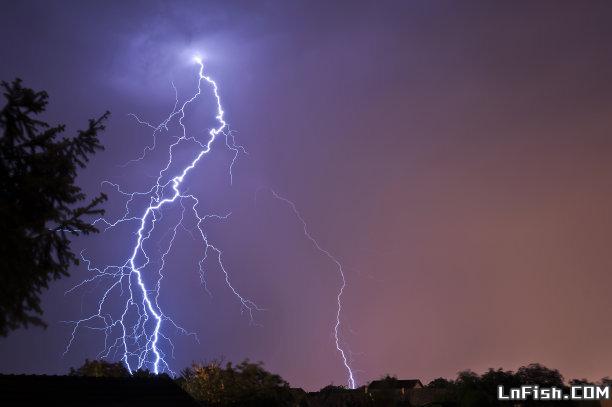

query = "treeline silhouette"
(426, 365), (611, 406)
(69, 359), (611, 406)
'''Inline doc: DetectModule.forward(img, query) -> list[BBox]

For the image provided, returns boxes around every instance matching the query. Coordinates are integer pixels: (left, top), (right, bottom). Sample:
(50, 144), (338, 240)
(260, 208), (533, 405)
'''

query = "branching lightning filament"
(64, 58), (259, 375)
(64, 57), (358, 388)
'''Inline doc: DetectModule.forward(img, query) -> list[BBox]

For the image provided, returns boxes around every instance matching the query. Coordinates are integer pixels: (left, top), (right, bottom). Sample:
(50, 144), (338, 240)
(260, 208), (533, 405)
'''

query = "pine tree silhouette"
(0, 78), (108, 336)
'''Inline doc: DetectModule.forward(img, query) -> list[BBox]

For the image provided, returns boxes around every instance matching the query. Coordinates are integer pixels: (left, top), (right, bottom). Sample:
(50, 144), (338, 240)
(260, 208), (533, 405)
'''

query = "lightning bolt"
(64, 56), (359, 388)
(268, 190), (357, 389)
(64, 56), (259, 375)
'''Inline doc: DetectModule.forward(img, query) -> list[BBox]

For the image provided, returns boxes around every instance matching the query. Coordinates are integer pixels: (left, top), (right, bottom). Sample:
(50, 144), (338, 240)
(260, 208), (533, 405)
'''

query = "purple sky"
(1, 0), (612, 390)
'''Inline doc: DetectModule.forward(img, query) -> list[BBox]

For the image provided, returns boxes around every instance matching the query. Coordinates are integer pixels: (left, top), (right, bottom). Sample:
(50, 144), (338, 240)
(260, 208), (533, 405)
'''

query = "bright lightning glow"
(65, 55), (359, 388)
(64, 57), (259, 375)
(269, 190), (357, 389)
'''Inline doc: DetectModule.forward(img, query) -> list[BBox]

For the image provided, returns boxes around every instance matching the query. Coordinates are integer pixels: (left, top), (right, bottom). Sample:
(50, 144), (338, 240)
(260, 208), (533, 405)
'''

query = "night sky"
(1, 0), (612, 391)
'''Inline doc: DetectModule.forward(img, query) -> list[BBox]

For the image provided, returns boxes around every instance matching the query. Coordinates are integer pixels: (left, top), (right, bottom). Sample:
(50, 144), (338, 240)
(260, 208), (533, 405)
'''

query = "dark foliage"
(69, 359), (164, 379)
(69, 359), (131, 378)
(65, 358), (611, 406)
(426, 363), (606, 407)
(180, 359), (293, 406)
(428, 377), (454, 389)
(319, 384), (349, 393)
(0, 79), (108, 336)
(516, 363), (564, 389)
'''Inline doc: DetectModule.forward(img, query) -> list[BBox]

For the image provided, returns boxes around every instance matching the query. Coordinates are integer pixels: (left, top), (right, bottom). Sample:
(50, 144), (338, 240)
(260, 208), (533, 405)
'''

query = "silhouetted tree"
(441, 364), (576, 406)
(69, 359), (163, 379)
(516, 363), (564, 388)
(480, 368), (521, 394)
(0, 79), (108, 336)
(69, 359), (129, 378)
(600, 376), (612, 403)
(569, 378), (593, 386)
(453, 370), (490, 407)
(180, 359), (292, 406)
(428, 377), (454, 388)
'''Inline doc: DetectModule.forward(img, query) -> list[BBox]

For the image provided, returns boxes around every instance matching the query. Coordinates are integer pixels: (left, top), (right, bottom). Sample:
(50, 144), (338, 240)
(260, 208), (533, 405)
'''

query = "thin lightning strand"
(64, 57), (259, 375)
(269, 190), (356, 389)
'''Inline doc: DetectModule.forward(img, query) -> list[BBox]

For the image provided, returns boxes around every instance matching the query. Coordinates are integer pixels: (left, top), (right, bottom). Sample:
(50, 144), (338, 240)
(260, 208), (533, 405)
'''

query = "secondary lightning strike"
(269, 190), (357, 389)
(64, 57), (259, 374)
